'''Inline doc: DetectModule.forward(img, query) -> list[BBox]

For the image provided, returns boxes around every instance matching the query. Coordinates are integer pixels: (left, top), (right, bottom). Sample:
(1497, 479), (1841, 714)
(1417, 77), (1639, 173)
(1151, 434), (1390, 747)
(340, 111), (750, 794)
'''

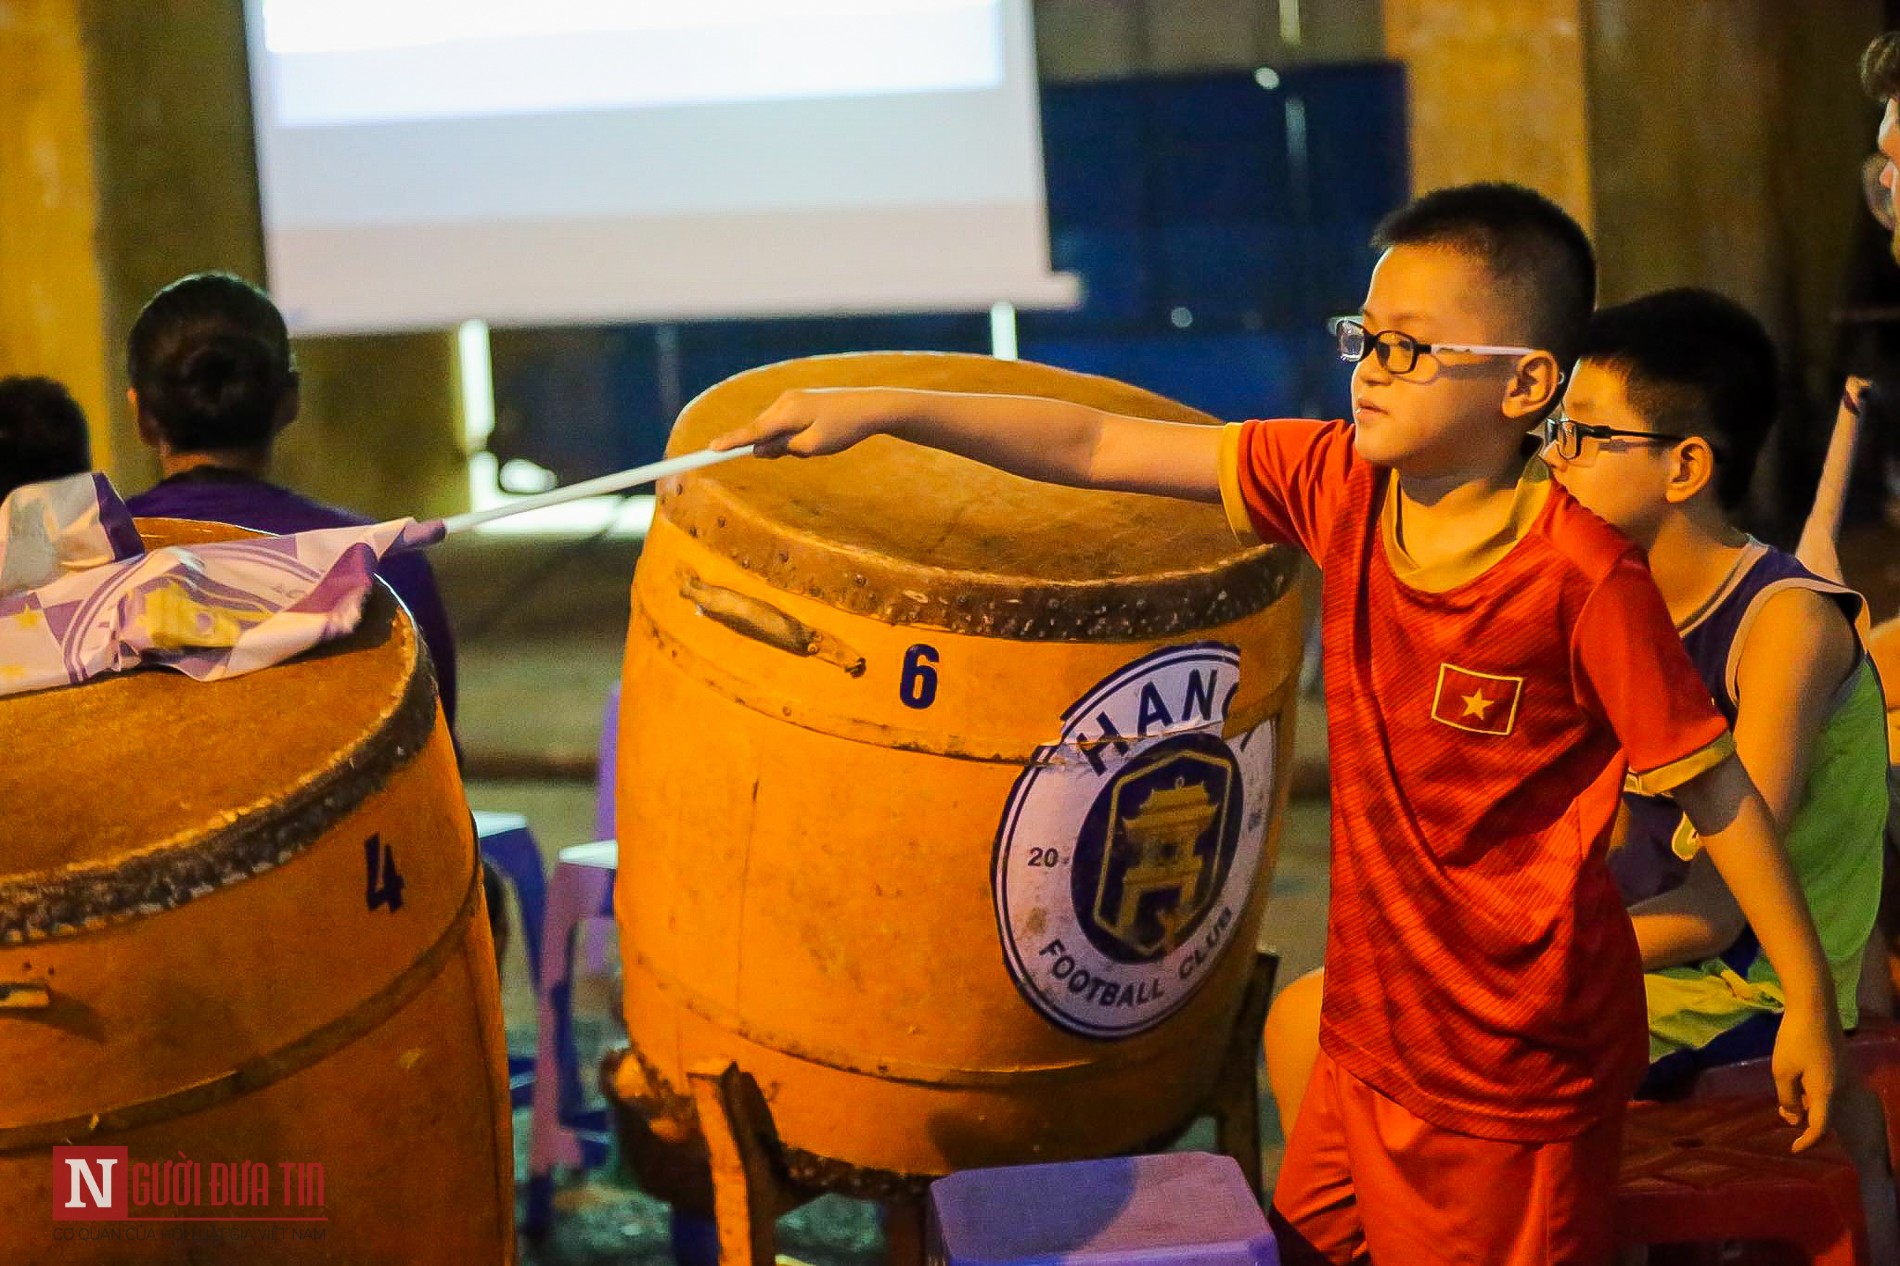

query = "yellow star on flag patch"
(1431, 663), (1523, 736)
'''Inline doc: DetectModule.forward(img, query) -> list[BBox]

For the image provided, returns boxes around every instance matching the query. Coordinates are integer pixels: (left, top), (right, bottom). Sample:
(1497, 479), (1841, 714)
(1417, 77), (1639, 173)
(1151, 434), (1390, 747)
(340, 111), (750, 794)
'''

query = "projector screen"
(243, 0), (1077, 334)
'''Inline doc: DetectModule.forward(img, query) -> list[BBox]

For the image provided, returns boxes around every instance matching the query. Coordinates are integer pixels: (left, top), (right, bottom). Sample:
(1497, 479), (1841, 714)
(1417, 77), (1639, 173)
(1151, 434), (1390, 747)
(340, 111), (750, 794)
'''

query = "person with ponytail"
(122, 272), (459, 730)
(120, 272), (517, 964)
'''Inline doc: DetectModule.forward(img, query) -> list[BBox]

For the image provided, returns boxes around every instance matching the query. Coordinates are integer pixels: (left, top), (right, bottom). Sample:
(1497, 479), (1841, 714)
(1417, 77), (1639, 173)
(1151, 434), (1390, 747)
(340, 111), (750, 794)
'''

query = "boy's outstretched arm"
(1673, 755), (1842, 1152)
(709, 387), (1225, 503)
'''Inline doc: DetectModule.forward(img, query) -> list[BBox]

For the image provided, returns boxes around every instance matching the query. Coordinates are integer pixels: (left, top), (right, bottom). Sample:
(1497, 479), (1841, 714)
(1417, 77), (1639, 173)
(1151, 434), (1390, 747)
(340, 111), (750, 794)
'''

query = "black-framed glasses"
(1329, 316), (1542, 376)
(1540, 408), (1687, 462)
(1865, 155), (1897, 233)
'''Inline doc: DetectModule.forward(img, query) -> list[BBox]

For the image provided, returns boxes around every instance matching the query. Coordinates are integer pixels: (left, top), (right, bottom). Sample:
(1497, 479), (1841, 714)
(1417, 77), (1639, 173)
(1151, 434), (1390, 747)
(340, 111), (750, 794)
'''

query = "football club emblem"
(1429, 662), (1523, 736)
(993, 643), (1276, 1038)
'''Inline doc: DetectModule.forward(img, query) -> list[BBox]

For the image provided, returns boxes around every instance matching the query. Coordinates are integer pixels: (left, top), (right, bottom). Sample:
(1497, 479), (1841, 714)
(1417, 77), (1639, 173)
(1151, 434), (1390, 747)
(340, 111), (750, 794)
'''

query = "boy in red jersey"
(709, 183), (1839, 1263)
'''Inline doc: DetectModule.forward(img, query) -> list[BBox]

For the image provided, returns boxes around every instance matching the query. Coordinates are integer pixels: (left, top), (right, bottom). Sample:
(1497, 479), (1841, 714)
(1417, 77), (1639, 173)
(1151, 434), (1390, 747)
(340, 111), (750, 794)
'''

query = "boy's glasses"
(1329, 317), (1543, 376)
(1865, 155), (1897, 232)
(1540, 408), (1687, 462)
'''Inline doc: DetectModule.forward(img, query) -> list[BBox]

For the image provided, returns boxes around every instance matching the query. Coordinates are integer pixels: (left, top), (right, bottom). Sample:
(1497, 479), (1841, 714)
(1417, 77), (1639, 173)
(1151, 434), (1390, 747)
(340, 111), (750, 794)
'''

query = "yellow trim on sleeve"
(1217, 422), (1262, 544)
(1627, 731), (1735, 797)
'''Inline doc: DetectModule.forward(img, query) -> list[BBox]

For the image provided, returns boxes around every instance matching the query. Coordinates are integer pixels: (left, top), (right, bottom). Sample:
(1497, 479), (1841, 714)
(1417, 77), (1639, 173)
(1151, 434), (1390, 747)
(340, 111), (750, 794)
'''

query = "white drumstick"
(433, 445), (755, 537)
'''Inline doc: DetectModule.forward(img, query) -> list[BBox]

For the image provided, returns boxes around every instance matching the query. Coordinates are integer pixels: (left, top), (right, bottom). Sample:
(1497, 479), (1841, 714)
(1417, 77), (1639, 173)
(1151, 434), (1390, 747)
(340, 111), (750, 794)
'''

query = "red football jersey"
(1221, 418), (1733, 1141)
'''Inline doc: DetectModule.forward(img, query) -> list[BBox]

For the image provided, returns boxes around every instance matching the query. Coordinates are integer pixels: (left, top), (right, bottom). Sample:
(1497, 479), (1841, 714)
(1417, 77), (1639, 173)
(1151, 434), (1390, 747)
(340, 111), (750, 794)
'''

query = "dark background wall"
(0, 0), (1890, 528)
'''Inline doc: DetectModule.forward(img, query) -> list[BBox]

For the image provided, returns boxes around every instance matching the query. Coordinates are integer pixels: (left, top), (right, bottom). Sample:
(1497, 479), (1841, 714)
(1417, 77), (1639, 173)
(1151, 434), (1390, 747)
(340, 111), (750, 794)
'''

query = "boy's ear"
(1500, 352), (1565, 421)
(1662, 437), (1719, 504)
(271, 373), (302, 436)
(129, 389), (159, 449)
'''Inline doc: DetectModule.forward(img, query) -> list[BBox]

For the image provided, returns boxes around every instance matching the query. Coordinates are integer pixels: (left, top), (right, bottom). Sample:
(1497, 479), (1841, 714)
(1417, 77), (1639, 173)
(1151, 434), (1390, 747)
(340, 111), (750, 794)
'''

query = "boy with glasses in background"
(1545, 287), (1894, 1254)
(712, 183), (1841, 1263)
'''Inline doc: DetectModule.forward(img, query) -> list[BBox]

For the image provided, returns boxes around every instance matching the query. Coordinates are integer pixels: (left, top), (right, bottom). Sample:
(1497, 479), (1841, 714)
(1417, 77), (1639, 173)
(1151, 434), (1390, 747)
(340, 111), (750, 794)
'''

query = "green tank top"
(1630, 544), (1887, 1058)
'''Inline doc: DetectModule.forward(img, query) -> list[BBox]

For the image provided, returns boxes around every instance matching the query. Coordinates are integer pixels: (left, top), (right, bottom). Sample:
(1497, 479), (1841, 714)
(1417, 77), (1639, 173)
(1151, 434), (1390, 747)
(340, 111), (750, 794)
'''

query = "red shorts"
(1269, 1050), (1623, 1265)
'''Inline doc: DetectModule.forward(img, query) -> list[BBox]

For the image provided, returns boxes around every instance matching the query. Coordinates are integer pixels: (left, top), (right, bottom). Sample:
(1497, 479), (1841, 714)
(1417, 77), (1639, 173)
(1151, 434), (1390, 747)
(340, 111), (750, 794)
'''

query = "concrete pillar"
(1584, 0), (1879, 320)
(0, 0), (113, 466)
(276, 334), (470, 521)
(1382, 0), (1595, 230)
(1383, 0), (1879, 386)
(77, 0), (467, 518)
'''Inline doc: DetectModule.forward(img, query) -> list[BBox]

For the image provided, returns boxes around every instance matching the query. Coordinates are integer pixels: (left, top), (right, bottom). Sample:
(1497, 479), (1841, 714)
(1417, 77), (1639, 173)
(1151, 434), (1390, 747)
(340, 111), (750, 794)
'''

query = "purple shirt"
(125, 469), (459, 731)
(1610, 542), (1858, 905)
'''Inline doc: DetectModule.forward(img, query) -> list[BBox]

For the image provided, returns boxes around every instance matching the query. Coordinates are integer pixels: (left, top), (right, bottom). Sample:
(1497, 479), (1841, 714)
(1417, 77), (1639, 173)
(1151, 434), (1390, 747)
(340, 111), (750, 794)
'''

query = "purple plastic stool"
(587, 688), (720, 1265)
(523, 840), (617, 1239)
(595, 682), (620, 843)
(929, 1153), (1278, 1266)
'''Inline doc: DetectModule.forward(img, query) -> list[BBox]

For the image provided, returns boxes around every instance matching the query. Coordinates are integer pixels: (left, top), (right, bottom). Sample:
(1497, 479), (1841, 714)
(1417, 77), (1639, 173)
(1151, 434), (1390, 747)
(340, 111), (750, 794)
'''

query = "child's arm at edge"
(709, 387), (1226, 503)
(1673, 754), (1843, 1152)
(1627, 854), (1745, 970)
(1730, 587), (1860, 835)
(1629, 588), (1857, 972)
(1794, 377), (1870, 585)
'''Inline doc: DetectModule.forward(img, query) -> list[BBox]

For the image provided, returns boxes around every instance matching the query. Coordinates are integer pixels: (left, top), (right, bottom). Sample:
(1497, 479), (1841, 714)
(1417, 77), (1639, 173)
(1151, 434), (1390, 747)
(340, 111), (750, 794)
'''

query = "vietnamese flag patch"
(1430, 662), (1523, 736)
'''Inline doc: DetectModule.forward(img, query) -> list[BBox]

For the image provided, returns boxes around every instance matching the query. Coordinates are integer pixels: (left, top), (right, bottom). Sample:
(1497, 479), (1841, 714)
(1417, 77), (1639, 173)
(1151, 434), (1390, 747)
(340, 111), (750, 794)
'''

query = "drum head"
(0, 519), (430, 937)
(662, 352), (1294, 639)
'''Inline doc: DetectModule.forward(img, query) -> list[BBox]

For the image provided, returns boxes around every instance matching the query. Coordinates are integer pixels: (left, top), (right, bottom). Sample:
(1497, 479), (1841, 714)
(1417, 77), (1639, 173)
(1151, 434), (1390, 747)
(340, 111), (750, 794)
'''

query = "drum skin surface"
(0, 519), (515, 1264)
(616, 353), (1305, 1184)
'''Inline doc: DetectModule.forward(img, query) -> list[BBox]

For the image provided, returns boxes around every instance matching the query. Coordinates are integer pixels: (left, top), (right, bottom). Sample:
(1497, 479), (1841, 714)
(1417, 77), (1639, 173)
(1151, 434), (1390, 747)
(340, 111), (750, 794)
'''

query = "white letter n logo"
(65, 1157), (114, 1209)
(51, 1146), (128, 1220)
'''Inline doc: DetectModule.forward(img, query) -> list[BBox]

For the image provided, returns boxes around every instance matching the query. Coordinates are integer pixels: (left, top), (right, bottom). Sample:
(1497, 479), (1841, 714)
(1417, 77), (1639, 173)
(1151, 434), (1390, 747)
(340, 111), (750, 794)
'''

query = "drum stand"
(607, 949), (1281, 1266)
(1208, 947), (1282, 1206)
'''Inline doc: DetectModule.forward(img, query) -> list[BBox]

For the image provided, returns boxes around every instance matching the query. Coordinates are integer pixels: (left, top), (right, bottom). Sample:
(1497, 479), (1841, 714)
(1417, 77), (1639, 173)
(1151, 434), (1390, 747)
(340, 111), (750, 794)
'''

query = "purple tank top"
(1610, 542), (1859, 904)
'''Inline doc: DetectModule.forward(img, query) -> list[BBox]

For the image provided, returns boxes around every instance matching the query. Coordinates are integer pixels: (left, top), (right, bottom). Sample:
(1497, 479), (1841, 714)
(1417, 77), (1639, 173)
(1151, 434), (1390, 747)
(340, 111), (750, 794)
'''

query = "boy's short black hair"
(1577, 288), (1777, 512)
(0, 375), (92, 503)
(1372, 182), (1597, 370)
(1863, 32), (1900, 101)
(127, 272), (296, 454)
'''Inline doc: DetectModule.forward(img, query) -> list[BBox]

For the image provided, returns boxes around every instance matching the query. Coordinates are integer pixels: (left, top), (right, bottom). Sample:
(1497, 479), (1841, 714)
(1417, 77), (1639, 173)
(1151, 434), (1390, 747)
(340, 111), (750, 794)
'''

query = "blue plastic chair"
(473, 808), (546, 1109)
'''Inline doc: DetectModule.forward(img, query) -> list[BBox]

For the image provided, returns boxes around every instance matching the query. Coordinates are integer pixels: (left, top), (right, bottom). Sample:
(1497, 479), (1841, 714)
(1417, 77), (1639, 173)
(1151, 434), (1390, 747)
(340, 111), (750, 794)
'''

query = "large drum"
(0, 520), (514, 1264)
(614, 353), (1304, 1187)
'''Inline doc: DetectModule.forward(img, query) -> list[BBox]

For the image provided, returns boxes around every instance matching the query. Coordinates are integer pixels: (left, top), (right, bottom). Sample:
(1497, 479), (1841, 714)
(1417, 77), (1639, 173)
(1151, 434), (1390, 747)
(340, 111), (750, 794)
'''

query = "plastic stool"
(523, 840), (618, 1240)
(584, 689), (726, 1263)
(596, 682), (620, 843)
(1694, 1016), (1900, 1190)
(929, 1153), (1278, 1266)
(472, 809), (545, 1109)
(1618, 1095), (1868, 1264)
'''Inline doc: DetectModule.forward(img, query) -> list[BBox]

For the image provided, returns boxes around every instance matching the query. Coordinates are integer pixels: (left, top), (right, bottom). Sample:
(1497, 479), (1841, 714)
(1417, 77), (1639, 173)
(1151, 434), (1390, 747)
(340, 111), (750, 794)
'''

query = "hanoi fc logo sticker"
(993, 643), (1275, 1039)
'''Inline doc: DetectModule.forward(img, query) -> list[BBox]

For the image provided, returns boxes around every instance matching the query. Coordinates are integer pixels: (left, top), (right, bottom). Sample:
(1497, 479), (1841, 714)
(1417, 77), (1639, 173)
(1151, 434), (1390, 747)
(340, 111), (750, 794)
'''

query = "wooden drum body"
(0, 521), (514, 1264)
(615, 353), (1304, 1188)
